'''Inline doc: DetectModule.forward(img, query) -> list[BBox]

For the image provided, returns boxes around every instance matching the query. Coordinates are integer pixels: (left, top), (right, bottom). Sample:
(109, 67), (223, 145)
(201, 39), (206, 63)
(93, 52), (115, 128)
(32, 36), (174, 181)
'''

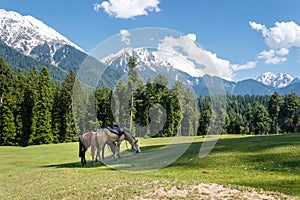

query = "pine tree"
(252, 102), (271, 135)
(181, 88), (198, 136)
(0, 92), (16, 145)
(244, 103), (253, 134)
(30, 67), (53, 145)
(198, 102), (212, 135)
(96, 87), (114, 127)
(58, 71), (79, 142)
(72, 76), (86, 134)
(14, 73), (26, 146)
(51, 82), (61, 143)
(280, 92), (300, 133)
(20, 67), (38, 146)
(85, 90), (98, 131)
(127, 68), (143, 133)
(171, 81), (184, 135)
(268, 91), (284, 134)
(114, 79), (130, 127)
(0, 58), (14, 145)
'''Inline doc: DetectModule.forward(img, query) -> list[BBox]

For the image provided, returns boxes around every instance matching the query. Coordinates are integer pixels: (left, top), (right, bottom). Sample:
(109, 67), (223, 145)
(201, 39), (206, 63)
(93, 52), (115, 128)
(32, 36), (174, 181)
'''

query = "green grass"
(0, 134), (299, 199)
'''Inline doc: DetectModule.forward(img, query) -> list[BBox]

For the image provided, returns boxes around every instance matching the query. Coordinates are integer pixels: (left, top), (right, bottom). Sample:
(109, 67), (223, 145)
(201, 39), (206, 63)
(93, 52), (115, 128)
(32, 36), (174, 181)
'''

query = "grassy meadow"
(0, 134), (299, 199)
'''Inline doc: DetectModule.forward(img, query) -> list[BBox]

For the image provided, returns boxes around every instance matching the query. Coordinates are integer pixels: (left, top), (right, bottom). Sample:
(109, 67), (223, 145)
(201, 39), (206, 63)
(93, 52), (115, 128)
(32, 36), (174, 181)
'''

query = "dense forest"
(0, 57), (300, 146)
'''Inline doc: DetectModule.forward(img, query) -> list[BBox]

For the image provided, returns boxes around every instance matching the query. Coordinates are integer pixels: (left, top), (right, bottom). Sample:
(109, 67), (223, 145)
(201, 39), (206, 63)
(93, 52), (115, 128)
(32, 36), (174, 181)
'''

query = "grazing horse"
(91, 128), (141, 166)
(79, 128), (141, 166)
(79, 131), (117, 166)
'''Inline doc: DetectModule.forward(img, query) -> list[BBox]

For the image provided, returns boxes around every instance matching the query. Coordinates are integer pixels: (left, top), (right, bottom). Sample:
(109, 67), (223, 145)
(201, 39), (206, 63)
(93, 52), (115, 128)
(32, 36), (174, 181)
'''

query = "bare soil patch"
(137, 182), (294, 200)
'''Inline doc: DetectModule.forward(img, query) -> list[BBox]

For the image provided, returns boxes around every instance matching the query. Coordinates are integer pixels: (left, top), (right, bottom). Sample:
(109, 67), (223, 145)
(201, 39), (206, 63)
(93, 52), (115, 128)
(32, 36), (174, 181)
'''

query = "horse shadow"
(41, 144), (164, 169)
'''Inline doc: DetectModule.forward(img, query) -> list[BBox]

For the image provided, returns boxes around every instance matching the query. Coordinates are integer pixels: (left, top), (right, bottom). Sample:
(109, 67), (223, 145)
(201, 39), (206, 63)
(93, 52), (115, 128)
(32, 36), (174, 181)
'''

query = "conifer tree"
(0, 58), (14, 145)
(268, 91), (284, 134)
(114, 79), (129, 127)
(198, 102), (212, 135)
(30, 67), (53, 145)
(252, 102), (271, 135)
(127, 66), (143, 133)
(0, 92), (16, 145)
(280, 92), (300, 133)
(96, 87), (114, 127)
(51, 82), (61, 143)
(85, 90), (98, 131)
(21, 67), (38, 145)
(58, 71), (79, 142)
(14, 73), (26, 146)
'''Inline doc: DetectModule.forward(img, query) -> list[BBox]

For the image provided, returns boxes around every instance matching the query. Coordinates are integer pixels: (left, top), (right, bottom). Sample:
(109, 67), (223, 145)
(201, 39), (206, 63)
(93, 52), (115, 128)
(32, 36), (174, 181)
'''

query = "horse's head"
(131, 139), (141, 153)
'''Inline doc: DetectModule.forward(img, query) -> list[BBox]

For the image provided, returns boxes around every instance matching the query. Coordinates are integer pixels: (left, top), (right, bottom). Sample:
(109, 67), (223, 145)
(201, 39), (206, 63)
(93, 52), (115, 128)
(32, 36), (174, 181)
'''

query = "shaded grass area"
(0, 134), (299, 199)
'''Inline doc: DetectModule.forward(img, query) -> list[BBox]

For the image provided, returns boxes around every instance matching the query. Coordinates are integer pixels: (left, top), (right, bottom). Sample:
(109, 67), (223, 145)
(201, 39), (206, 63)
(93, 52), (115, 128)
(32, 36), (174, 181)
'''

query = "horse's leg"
(110, 143), (118, 161)
(91, 144), (96, 166)
(102, 143), (106, 161)
(83, 150), (87, 165)
(116, 142), (121, 158)
(99, 142), (105, 165)
(96, 146), (101, 162)
(114, 145), (119, 160)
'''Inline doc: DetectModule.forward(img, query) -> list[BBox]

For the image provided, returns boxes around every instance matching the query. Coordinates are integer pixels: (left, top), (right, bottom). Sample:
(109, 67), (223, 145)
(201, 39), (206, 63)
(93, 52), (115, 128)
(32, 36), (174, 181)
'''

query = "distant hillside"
(233, 79), (275, 95)
(0, 40), (66, 80)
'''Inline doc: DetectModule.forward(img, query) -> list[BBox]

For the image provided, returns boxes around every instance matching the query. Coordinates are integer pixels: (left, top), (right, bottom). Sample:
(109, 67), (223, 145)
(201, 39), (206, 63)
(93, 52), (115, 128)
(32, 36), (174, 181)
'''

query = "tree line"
(198, 92), (300, 135)
(0, 57), (299, 146)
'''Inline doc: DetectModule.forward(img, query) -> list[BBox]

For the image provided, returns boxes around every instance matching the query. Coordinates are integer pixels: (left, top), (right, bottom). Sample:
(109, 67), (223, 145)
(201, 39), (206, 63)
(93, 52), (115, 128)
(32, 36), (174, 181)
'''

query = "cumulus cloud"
(120, 29), (130, 45)
(186, 33), (197, 42)
(231, 61), (257, 71)
(257, 49), (288, 64)
(157, 34), (255, 80)
(250, 21), (300, 64)
(93, 0), (161, 19)
(249, 21), (268, 37)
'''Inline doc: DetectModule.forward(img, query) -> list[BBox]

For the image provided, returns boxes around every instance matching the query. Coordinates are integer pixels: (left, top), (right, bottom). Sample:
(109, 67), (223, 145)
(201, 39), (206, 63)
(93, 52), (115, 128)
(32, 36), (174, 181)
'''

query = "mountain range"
(0, 9), (299, 96)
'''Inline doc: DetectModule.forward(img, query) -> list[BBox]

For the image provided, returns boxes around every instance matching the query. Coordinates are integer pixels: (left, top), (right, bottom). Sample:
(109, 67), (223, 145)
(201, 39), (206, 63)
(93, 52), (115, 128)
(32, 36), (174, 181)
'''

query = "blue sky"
(1, 0), (300, 81)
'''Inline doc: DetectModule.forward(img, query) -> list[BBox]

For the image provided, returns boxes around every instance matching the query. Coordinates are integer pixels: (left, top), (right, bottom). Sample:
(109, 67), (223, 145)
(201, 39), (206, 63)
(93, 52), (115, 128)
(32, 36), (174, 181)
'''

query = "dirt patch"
(137, 182), (292, 200)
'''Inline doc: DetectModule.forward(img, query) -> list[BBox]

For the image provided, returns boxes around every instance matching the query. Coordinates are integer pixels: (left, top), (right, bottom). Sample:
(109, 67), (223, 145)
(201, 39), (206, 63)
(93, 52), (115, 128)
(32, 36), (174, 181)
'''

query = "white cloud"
(186, 33), (197, 42)
(230, 61), (257, 71)
(265, 21), (300, 49)
(250, 21), (300, 64)
(257, 48), (288, 64)
(249, 21), (268, 37)
(93, 3), (102, 11)
(93, 0), (161, 19)
(157, 34), (254, 80)
(120, 29), (130, 45)
(276, 47), (289, 56)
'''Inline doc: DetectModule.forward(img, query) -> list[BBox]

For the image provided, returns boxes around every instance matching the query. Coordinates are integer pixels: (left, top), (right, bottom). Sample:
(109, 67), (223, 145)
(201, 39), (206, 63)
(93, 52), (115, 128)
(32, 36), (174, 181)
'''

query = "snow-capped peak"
(0, 9), (84, 55)
(257, 72), (294, 88)
(101, 47), (170, 70)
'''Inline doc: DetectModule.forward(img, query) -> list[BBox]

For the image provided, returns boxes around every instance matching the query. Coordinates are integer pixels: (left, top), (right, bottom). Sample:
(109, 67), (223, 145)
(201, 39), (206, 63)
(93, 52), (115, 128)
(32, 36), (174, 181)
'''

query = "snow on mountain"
(101, 47), (173, 73)
(257, 72), (294, 88)
(0, 9), (84, 59)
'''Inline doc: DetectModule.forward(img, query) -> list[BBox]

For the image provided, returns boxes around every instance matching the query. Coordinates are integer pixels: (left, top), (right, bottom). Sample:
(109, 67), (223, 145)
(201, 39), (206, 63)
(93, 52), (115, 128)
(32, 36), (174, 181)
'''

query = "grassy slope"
(0, 134), (299, 199)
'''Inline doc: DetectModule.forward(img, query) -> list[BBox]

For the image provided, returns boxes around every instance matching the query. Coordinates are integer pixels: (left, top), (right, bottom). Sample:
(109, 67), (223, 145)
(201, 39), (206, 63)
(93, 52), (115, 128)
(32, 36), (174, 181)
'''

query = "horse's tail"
(79, 137), (83, 158)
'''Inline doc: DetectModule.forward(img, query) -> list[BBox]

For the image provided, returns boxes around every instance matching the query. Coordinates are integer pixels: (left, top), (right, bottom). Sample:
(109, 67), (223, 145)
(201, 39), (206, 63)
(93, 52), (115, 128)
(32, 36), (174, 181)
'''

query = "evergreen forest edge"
(0, 57), (300, 146)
